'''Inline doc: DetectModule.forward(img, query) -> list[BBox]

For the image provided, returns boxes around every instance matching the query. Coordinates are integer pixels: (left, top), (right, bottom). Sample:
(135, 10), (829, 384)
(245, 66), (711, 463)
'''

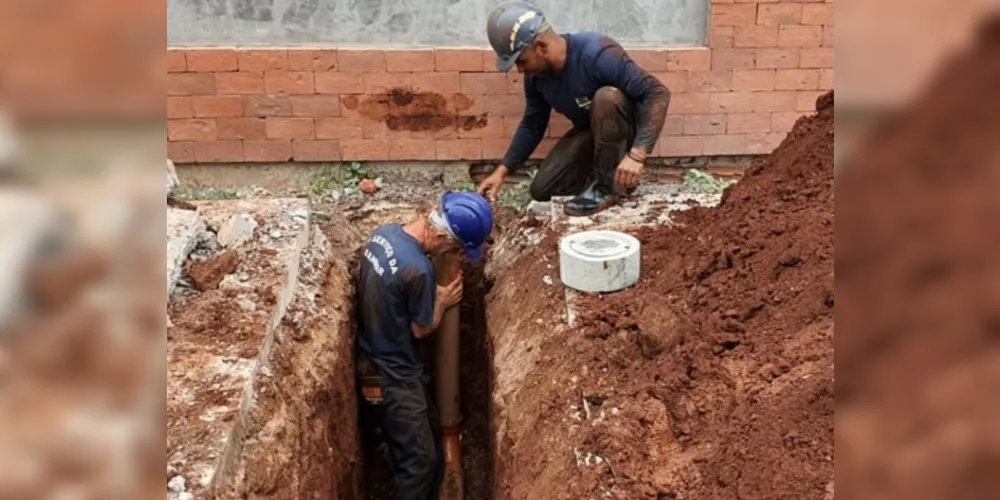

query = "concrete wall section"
(168, 0), (708, 47)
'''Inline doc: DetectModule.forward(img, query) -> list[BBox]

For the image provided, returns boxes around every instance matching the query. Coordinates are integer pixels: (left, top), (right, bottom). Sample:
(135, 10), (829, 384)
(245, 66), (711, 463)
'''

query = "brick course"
(167, 1), (834, 163)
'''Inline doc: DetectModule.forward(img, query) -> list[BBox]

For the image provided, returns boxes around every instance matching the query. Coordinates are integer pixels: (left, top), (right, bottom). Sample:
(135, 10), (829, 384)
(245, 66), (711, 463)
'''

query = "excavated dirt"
(168, 201), (391, 500)
(186, 249), (240, 291)
(836, 16), (1000, 500)
(487, 90), (834, 499)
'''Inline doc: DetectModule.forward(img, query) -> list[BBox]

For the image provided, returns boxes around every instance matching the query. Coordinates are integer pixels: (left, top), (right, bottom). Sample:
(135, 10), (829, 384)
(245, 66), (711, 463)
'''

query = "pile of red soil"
(566, 90), (835, 498)
(836, 15), (1000, 499)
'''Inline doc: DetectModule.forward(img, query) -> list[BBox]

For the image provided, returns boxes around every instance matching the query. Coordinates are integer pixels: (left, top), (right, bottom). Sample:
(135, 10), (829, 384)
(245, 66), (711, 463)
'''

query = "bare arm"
(411, 299), (448, 339)
(410, 273), (462, 339)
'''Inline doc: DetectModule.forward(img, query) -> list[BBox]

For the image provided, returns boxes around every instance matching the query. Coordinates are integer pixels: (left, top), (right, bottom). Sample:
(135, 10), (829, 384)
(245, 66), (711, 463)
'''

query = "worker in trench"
(477, 0), (672, 217)
(355, 191), (494, 500)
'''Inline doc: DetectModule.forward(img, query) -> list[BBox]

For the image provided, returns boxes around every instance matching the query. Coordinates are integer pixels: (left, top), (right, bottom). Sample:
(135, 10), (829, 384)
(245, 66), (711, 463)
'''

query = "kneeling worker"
(355, 191), (494, 500)
(477, 0), (672, 216)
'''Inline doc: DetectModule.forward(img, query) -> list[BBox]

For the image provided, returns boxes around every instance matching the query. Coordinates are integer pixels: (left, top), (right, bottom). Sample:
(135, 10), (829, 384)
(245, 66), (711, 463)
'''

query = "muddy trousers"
(529, 86), (639, 202)
(364, 375), (444, 500)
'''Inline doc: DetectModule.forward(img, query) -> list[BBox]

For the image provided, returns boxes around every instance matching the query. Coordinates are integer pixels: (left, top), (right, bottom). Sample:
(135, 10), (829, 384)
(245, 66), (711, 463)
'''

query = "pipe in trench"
(432, 253), (463, 500)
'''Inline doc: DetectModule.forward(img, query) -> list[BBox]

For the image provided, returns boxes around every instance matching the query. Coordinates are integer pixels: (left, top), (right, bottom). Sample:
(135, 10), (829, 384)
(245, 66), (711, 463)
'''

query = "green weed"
(175, 186), (241, 200)
(682, 168), (735, 194)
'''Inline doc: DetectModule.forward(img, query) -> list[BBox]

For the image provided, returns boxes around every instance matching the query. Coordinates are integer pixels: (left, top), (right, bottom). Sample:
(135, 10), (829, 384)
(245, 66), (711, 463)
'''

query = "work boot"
(564, 142), (625, 217)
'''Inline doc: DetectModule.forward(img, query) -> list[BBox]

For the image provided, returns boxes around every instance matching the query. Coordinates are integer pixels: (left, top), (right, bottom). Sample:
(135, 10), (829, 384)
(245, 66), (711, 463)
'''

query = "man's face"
(514, 42), (550, 74)
(427, 228), (464, 259)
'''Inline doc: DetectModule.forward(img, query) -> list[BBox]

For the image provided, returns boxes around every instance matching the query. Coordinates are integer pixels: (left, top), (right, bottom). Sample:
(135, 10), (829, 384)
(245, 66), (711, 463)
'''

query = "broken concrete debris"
(167, 159), (179, 196)
(167, 207), (204, 299)
(217, 213), (257, 247)
(166, 159), (198, 210)
(167, 475), (186, 493)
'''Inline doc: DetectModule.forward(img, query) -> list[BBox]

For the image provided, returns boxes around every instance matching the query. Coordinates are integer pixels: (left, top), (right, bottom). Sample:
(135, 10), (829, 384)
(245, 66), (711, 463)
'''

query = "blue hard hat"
(439, 191), (494, 261)
(486, 0), (549, 73)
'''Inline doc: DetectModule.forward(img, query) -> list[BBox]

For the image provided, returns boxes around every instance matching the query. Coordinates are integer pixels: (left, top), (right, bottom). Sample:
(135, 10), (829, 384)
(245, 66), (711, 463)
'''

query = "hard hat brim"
(496, 52), (521, 73)
(465, 244), (484, 262)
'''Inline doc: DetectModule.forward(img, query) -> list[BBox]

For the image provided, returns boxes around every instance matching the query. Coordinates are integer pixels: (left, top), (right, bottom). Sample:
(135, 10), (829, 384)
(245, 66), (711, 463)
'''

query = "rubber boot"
(564, 142), (625, 217)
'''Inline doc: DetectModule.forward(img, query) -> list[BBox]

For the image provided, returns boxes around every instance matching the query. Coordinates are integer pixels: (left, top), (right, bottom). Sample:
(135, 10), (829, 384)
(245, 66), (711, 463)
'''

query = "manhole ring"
(559, 230), (641, 293)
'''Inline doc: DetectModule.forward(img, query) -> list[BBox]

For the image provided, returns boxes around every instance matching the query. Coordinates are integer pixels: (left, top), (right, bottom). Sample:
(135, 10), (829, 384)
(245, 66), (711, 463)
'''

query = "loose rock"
(186, 250), (240, 292)
(359, 178), (378, 194)
(217, 213), (257, 247)
(168, 475), (186, 493)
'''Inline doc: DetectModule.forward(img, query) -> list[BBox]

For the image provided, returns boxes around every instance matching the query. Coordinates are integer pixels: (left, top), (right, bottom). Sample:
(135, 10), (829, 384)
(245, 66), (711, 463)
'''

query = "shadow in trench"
(458, 260), (495, 500)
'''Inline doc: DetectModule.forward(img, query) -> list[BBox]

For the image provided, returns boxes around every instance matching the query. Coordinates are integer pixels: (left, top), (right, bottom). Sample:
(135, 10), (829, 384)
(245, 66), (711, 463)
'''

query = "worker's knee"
(591, 87), (631, 143)
(529, 176), (552, 202)
(593, 87), (628, 121)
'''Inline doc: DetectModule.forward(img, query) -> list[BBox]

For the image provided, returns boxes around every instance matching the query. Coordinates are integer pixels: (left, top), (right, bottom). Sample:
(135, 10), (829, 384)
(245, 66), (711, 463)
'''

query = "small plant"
(498, 179), (533, 209)
(340, 161), (371, 188)
(449, 182), (478, 192)
(309, 162), (376, 197)
(682, 168), (735, 194)
(494, 168), (536, 210)
(176, 186), (241, 200)
(309, 165), (338, 196)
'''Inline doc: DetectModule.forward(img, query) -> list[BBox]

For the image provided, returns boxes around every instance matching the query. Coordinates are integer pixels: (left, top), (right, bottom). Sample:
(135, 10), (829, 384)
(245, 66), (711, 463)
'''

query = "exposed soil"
(215, 226), (363, 500)
(836, 15), (1000, 500)
(186, 249), (240, 291)
(167, 238), (296, 497)
(168, 200), (365, 500)
(488, 89), (834, 499)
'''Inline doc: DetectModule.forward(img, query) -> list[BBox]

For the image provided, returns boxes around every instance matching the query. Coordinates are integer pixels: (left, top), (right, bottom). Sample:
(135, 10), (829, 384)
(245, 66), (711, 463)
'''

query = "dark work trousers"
(358, 354), (443, 500)
(529, 86), (640, 202)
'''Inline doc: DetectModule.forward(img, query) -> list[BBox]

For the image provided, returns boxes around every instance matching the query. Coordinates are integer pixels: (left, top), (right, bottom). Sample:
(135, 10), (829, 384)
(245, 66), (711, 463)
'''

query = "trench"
(354, 253), (497, 500)
(178, 205), (514, 500)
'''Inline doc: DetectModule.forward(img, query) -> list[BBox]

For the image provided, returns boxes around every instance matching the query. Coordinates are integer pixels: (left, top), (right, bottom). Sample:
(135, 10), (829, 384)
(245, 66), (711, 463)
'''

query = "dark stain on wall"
(342, 88), (489, 132)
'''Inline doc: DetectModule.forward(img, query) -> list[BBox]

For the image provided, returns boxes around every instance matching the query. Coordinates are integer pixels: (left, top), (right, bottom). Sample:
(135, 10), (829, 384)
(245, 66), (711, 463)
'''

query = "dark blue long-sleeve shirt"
(501, 31), (671, 174)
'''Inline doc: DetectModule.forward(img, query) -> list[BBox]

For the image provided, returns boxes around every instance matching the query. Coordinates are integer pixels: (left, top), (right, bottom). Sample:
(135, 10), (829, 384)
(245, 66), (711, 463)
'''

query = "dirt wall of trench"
(210, 220), (365, 500)
(484, 89), (834, 499)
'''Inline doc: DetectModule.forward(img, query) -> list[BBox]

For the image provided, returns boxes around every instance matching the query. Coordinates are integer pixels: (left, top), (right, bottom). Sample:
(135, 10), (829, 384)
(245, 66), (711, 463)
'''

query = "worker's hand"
(615, 152), (644, 191)
(437, 273), (464, 308)
(477, 166), (509, 204)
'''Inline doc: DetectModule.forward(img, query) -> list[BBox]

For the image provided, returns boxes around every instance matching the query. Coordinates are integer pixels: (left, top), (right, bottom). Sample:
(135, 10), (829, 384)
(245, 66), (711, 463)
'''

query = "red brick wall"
(167, 0), (834, 164)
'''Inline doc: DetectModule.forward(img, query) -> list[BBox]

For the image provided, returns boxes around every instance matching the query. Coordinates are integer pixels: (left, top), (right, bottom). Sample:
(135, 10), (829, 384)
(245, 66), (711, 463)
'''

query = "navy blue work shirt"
(502, 31), (671, 173)
(356, 224), (436, 381)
